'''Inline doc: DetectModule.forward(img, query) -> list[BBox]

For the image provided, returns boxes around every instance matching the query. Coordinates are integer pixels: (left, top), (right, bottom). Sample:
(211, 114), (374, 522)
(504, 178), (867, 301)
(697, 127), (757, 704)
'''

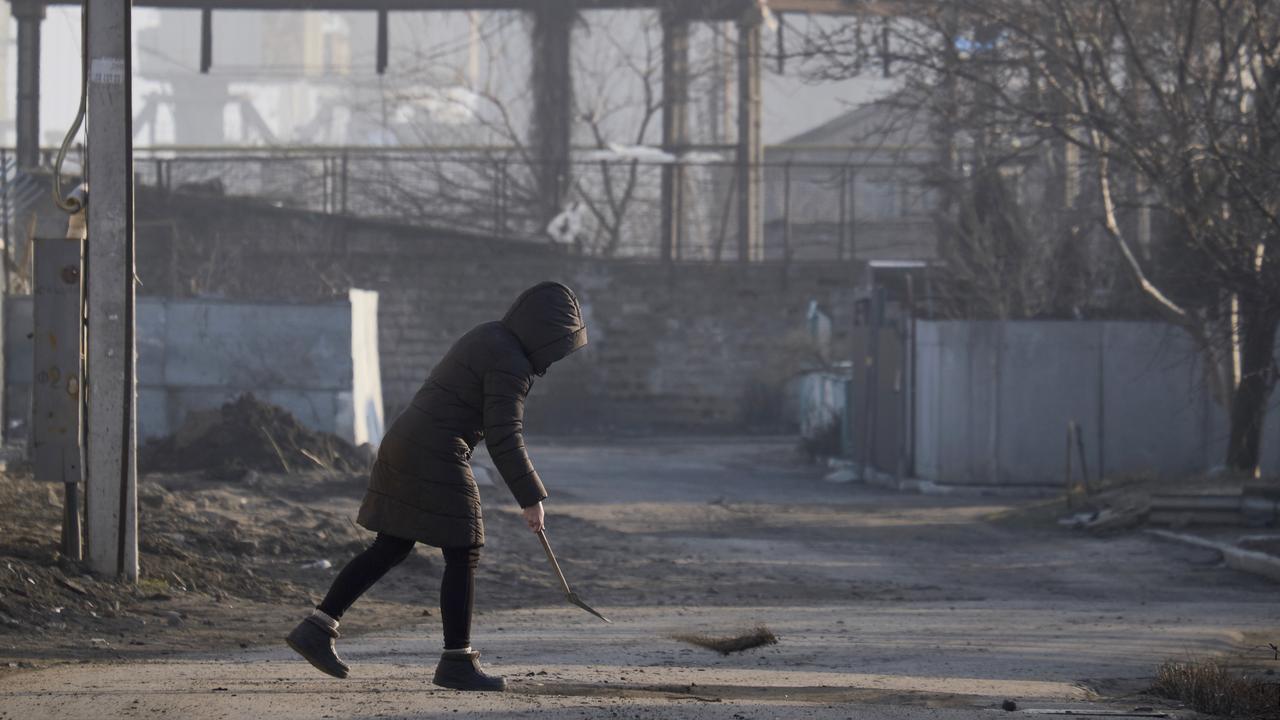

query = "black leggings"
(316, 533), (480, 650)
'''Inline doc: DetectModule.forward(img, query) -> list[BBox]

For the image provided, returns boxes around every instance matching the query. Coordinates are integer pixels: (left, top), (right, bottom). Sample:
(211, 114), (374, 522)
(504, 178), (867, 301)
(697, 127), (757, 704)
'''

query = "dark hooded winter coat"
(356, 282), (588, 548)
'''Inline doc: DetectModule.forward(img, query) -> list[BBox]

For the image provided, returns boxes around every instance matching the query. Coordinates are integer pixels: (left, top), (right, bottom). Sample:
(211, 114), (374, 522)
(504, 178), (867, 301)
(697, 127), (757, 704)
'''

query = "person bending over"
(286, 281), (588, 692)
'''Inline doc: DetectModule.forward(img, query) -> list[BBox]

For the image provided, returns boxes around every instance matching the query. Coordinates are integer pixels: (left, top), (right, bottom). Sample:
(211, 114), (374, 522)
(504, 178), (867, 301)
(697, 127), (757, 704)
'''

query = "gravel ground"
(0, 436), (1276, 719)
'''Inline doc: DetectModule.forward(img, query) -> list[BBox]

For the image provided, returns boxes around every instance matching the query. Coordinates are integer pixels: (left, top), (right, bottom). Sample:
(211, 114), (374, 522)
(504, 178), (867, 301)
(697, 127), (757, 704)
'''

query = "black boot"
(432, 651), (506, 692)
(285, 615), (350, 679)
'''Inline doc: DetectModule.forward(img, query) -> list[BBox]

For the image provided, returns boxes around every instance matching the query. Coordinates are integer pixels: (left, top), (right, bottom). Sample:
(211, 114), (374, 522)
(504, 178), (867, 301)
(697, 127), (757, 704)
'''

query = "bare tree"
(334, 10), (694, 258)
(804, 0), (1280, 473)
(572, 13), (664, 256)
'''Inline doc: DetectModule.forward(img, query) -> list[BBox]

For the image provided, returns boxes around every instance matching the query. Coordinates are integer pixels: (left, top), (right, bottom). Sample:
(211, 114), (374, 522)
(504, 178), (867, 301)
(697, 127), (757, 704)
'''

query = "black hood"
(501, 282), (589, 374)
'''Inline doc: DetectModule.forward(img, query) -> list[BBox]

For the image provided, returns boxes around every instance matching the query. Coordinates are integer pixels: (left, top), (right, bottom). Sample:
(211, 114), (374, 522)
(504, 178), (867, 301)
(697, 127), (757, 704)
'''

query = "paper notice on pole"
(89, 58), (126, 85)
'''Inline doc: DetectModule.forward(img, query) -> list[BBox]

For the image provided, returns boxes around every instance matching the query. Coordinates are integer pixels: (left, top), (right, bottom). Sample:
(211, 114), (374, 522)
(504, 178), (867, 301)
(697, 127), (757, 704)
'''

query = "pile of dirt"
(0, 463), (438, 665)
(141, 394), (370, 479)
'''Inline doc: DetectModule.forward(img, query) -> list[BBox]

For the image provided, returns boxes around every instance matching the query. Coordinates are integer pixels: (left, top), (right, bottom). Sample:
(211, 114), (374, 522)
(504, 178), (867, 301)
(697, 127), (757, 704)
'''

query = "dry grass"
(672, 626), (779, 655)
(1151, 659), (1279, 718)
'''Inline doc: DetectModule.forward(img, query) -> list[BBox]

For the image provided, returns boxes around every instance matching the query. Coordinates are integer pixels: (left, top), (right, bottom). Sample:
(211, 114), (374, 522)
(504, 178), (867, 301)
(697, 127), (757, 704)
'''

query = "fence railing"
(132, 146), (939, 261)
(10, 146), (939, 262)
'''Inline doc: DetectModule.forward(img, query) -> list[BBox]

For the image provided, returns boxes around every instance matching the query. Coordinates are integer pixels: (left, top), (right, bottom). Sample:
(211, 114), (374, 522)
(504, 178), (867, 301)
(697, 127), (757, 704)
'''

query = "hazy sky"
(9, 5), (894, 148)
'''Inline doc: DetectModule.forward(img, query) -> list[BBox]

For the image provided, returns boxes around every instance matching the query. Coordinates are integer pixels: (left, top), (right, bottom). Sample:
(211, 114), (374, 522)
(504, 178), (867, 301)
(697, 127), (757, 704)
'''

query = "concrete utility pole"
(736, 10), (763, 262)
(531, 3), (574, 227)
(84, 0), (138, 581)
(11, 0), (45, 170)
(660, 10), (690, 263)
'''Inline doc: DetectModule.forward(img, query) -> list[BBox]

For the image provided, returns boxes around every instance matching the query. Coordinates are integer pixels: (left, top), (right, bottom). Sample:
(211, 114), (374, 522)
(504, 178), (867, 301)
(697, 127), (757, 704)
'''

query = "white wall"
(6, 294), (382, 444)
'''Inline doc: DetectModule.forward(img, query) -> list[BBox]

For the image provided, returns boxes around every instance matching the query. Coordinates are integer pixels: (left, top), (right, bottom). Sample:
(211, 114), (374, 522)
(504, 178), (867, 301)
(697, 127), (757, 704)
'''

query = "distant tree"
(804, 0), (1280, 473)
(339, 10), (708, 258)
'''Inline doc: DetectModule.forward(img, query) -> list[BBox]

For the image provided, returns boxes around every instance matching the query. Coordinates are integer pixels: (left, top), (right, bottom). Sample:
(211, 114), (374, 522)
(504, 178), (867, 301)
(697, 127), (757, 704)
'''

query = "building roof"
(777, 88), (935, 152)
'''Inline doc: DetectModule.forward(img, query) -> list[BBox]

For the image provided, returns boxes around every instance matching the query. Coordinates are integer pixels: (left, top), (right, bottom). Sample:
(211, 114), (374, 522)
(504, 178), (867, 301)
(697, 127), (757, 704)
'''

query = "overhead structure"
(26, 0), (897, 262)
(46, 0), (892, 10)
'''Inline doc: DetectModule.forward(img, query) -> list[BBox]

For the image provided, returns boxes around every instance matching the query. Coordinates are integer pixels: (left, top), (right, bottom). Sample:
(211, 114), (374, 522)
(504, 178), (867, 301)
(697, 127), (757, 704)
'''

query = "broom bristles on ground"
(672, 625), (779, 655)
(1151, 659), (1278, 718)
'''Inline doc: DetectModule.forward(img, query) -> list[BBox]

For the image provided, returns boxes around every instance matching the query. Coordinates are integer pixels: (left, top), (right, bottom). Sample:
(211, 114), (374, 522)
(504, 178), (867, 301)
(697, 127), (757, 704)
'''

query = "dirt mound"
(0, 462), (431, 665)
(141, 394), (369, 479)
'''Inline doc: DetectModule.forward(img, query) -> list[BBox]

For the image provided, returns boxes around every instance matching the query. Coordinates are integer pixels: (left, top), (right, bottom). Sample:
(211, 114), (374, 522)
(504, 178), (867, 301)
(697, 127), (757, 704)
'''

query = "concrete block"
(161, 300), (351, 391)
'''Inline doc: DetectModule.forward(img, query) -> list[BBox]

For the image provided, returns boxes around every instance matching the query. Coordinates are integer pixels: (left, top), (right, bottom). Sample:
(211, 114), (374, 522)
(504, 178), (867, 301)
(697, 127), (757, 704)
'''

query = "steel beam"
(736, 11), (763, 262)
(85, 0), (138, 582)
(12, 0), (45, 170)
(659, 11), (689, 262)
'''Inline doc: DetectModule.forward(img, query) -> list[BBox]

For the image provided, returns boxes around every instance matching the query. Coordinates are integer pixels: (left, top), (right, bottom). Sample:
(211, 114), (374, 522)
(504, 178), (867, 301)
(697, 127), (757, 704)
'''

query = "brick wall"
(136, 190), (861, 431)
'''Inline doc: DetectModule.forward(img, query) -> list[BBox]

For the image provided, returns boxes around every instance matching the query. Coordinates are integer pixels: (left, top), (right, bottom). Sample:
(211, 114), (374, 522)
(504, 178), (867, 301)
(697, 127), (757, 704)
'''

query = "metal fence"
(131, 146), (939, 262)
(1, 146), (937, 262)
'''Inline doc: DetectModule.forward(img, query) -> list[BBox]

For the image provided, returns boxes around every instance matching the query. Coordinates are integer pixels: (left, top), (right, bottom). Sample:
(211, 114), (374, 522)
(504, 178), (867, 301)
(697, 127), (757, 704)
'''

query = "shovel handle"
(537, 530), (574, 597)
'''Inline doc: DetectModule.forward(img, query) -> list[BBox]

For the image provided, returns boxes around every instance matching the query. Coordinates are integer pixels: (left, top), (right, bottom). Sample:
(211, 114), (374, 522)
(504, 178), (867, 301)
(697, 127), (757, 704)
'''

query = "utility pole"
(11, 0), (45, 170)
(84, 0), (138, 581)
(660, 8), (690, 263)
(736, 9), (763, 263)
(531, 3), (575, 228)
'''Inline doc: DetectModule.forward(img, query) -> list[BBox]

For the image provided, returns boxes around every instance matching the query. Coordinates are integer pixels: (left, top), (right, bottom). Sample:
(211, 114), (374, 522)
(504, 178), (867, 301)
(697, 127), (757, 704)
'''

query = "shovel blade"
(567, 592), (611, 624)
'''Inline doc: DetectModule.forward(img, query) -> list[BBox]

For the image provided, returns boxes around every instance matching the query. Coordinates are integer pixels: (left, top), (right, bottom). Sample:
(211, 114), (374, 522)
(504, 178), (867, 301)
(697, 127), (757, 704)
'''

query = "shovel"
(537, 529), (611, 624)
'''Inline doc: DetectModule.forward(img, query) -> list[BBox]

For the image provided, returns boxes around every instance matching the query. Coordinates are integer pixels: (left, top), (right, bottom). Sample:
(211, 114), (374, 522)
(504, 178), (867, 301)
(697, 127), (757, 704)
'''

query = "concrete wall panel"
(161, 301), (351, 391)
(1101, 323), (1210, 478)
(6, 296), (374, 444)
(914, 321), (942, 480)
(997, 322), (1101, 486)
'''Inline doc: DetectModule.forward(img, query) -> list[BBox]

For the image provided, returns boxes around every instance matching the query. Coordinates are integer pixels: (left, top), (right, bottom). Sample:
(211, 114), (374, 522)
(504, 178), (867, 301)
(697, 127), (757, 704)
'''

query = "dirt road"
(2, 437), (1276, 719)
